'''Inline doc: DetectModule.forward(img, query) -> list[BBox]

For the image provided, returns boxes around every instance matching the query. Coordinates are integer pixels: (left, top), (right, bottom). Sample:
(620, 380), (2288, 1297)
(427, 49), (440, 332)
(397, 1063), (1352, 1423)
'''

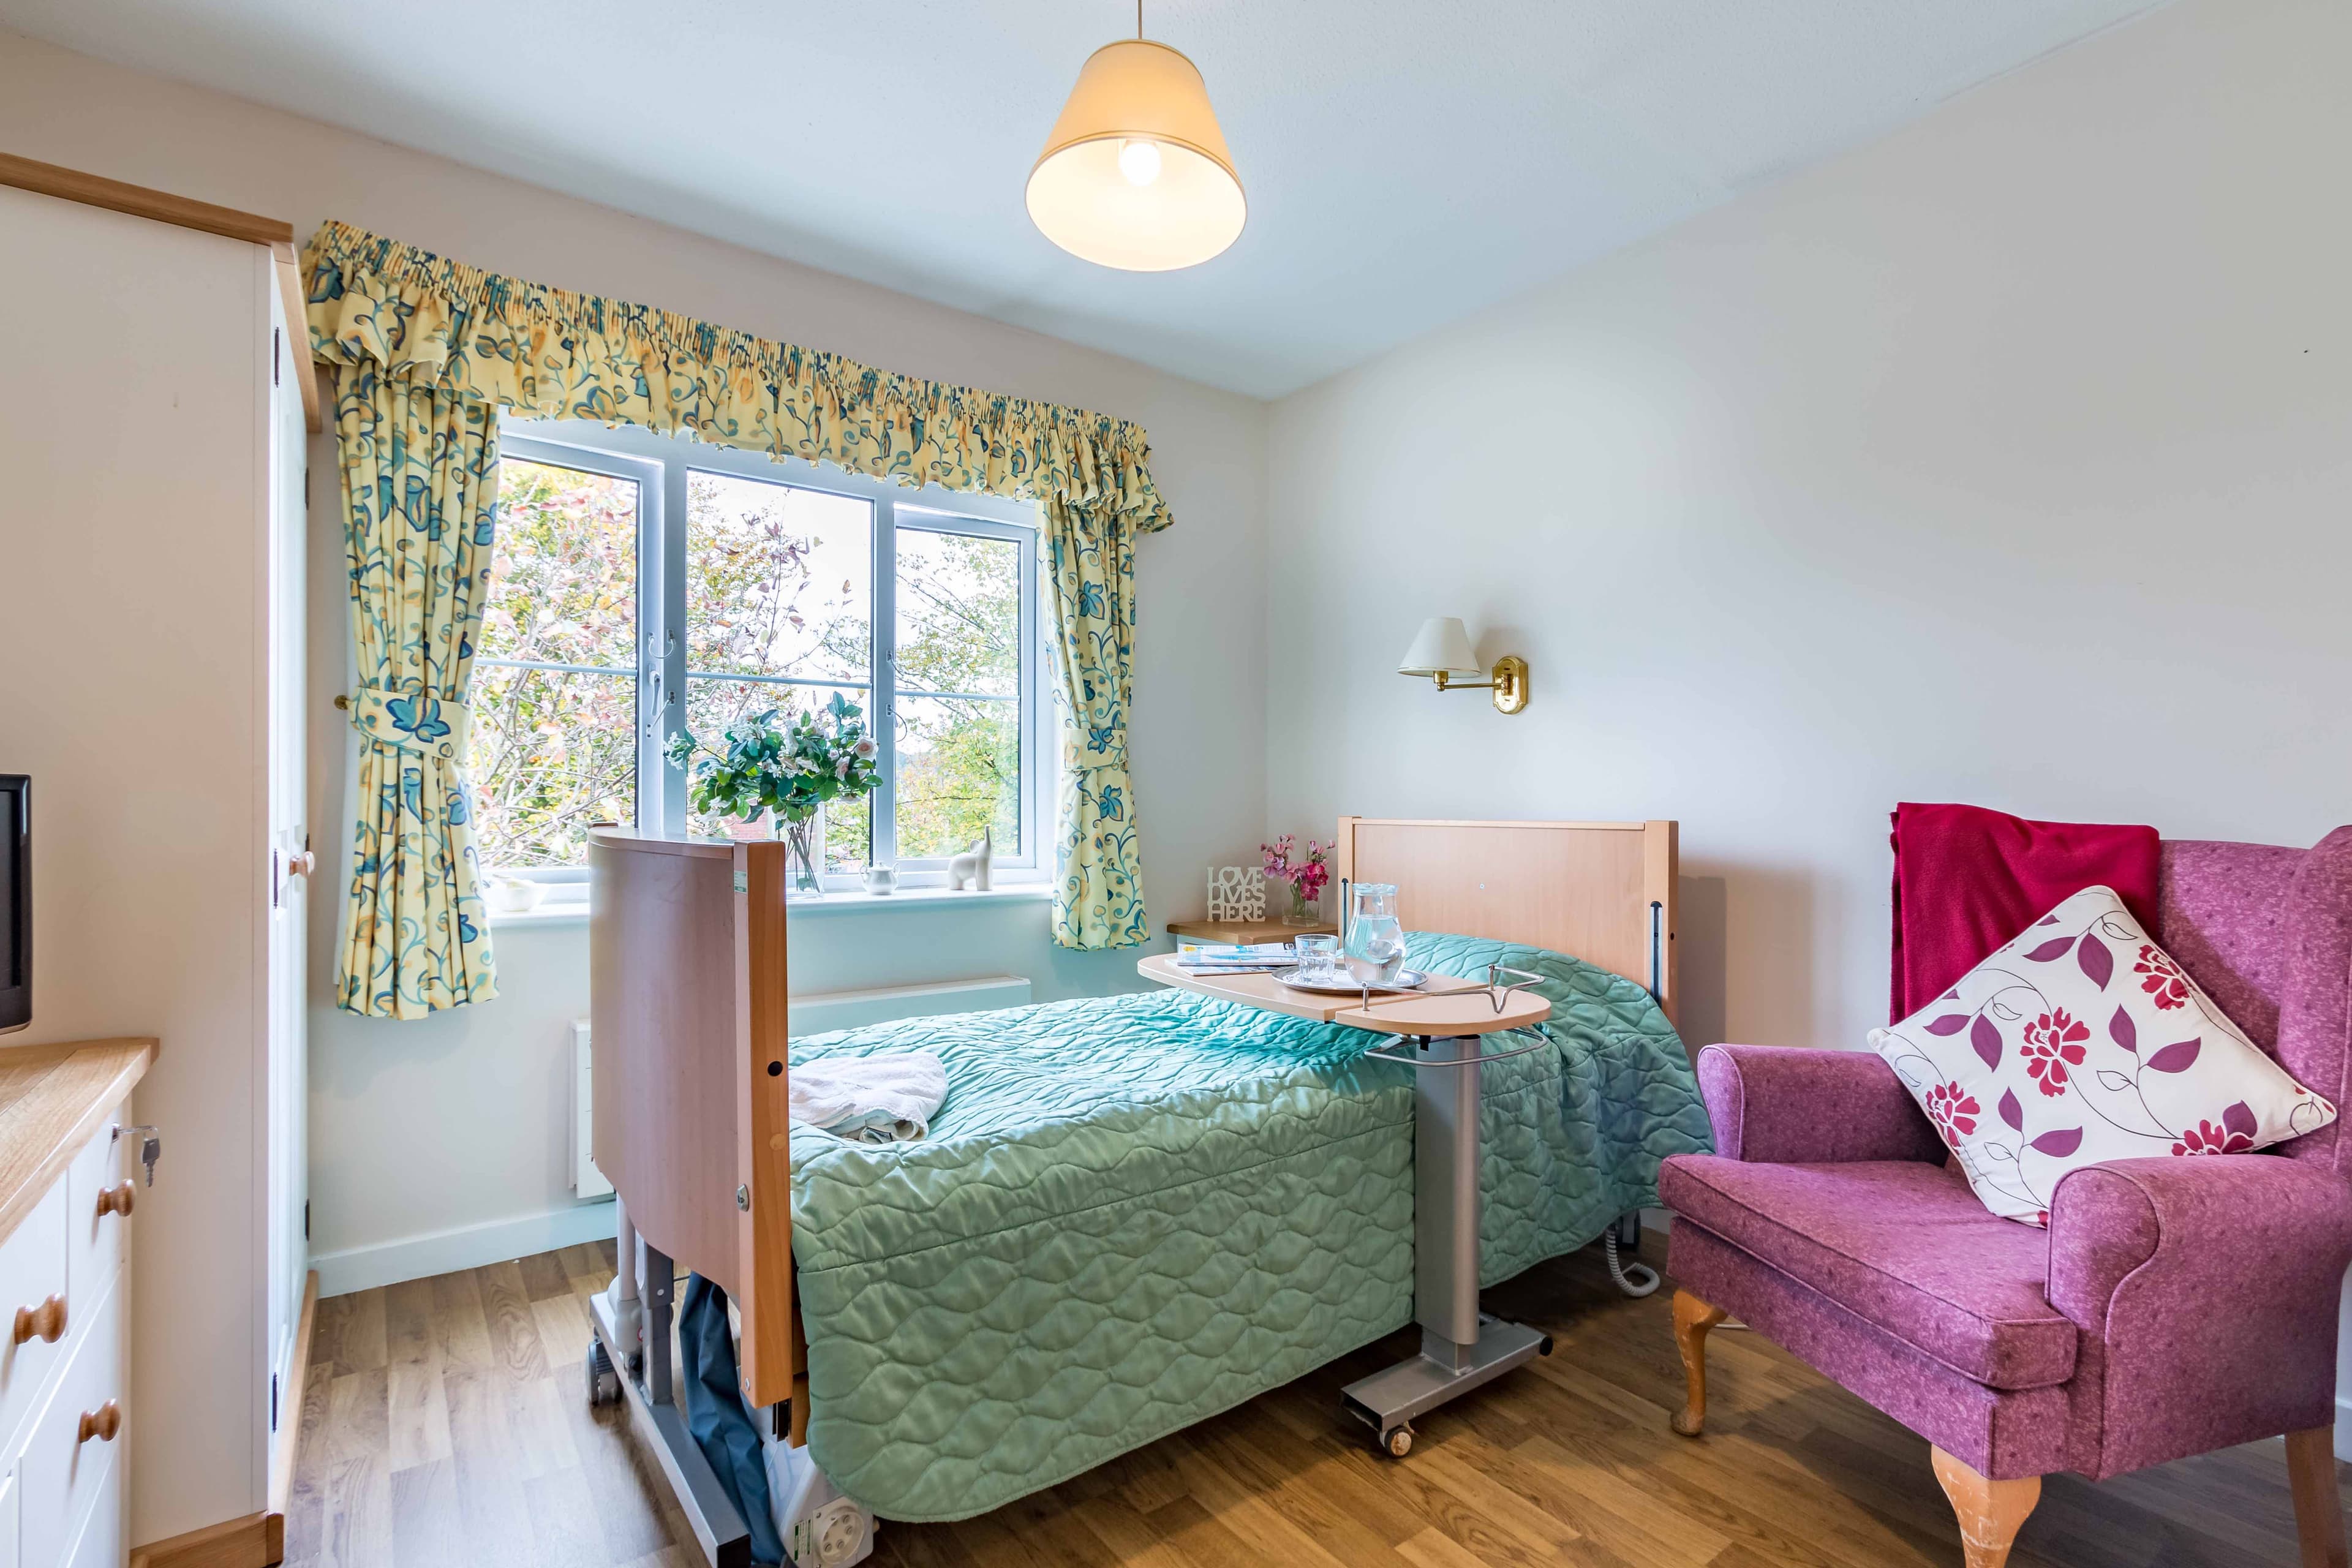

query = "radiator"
(570, 1018), (614, 1199)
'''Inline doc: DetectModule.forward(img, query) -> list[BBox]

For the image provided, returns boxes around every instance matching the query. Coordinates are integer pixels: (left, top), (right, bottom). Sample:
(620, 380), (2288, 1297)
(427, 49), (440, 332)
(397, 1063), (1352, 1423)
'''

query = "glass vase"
(777, 807), (825, 896)
(1283, 883), (1321, 926)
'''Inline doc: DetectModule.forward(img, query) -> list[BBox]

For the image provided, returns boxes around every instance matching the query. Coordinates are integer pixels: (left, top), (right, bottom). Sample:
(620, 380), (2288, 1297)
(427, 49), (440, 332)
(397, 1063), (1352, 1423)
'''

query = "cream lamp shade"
(1027, 39), (1246, 271)
(1398, 617), (1485, 679)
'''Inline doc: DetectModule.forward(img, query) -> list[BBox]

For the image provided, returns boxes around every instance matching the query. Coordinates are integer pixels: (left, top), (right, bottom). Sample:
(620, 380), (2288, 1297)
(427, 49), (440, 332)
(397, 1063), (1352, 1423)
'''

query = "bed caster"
(1539, 1335), (1554, 1357)
(1379, 1424), (1414, 1458)
(587, 1337), (620, 1406)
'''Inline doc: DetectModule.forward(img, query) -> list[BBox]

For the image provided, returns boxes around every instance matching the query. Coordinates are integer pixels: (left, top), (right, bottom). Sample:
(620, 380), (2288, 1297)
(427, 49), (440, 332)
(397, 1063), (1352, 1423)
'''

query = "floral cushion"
(1869, 885), (2337, 1224)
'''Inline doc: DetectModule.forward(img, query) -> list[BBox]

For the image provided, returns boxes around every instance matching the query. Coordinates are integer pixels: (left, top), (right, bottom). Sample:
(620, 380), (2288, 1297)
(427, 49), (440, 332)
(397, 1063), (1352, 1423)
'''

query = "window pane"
(470, 665), (635, 868)
(481, 459), (637, 667)
(894, 695), (1019, 859)
(686, 472), (870, 685)
(682, 677), (873, 873)
(894, 528), (1020, 698)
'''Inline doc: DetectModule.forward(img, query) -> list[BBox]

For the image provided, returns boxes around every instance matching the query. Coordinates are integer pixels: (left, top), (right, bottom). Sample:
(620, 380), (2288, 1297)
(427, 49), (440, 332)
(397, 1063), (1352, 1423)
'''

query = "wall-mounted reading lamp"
(1398, 617), (1529, 715)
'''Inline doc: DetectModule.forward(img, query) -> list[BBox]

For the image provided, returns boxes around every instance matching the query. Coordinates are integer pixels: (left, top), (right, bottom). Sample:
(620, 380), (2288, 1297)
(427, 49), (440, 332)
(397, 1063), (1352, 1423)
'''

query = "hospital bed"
(582, 816), (1706, 1567)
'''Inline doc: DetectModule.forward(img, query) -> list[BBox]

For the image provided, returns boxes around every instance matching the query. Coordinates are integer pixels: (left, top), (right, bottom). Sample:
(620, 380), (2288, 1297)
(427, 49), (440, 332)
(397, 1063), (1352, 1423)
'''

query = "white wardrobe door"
(0, 183), (270, 1545)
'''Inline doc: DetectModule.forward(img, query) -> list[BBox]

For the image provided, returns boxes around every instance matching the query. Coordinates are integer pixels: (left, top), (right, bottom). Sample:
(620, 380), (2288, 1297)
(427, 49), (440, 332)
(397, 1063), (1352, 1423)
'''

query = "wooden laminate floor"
(286, 1240), (2347, 1567)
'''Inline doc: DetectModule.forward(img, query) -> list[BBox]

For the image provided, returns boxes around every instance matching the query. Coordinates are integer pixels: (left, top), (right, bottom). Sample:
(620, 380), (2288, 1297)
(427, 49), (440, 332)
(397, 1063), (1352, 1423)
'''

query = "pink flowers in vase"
(1260, 834), (1331, 924)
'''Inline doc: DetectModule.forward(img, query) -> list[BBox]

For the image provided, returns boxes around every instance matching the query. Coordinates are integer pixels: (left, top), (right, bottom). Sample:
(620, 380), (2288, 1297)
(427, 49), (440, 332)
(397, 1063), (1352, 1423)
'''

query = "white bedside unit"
(0, 1040), (154, 1568)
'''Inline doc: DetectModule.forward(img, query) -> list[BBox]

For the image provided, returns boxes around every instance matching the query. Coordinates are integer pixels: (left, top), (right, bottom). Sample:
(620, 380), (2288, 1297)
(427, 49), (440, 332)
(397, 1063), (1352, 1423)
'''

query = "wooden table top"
(0, 1037), (155, 1248)
(1137, 953), (1548, 1038)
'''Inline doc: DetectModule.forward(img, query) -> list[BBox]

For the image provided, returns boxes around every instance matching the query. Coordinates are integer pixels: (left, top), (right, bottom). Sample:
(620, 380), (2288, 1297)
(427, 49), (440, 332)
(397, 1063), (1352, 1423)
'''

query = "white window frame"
(488, 417), (1049, 891)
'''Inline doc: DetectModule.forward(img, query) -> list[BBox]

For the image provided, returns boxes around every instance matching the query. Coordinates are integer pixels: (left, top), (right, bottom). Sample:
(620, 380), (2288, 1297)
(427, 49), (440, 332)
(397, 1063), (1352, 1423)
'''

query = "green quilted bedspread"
(785, 933), (1709, 1520)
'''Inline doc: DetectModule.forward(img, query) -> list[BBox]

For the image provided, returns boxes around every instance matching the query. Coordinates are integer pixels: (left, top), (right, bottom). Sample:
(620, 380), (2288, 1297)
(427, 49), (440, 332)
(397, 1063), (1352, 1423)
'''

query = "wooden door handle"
(77, 1400), (121, 1444)
(96, 1180), (135, 1219)
(12, 1294), (65, 1346)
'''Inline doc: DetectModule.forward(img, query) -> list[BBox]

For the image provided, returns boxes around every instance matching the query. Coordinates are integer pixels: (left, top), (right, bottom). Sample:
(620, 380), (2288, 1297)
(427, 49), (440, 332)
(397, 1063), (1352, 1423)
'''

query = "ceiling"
(0, 0), (2169, 398)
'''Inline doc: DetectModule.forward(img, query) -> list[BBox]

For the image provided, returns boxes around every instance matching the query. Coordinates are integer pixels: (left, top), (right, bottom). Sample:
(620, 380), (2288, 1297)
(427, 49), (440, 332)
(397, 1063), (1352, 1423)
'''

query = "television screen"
(1, 775), (24, 1033)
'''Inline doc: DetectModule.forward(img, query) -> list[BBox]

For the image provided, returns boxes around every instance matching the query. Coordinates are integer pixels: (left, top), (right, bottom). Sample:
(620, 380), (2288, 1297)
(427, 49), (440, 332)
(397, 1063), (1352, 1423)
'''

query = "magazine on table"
(1173, 941), (1297, 973)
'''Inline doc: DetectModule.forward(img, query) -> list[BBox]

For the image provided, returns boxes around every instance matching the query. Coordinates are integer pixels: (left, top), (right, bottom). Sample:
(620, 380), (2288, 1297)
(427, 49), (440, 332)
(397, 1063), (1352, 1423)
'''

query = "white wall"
(1266, 0), (2351, 1065)
(0, 9), (1268, 1411)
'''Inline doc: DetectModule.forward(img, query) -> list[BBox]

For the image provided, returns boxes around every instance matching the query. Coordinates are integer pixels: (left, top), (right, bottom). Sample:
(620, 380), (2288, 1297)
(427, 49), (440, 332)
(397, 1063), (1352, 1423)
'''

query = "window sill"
(483, 882), (1054, 929)
(785, 883), (1053, 919)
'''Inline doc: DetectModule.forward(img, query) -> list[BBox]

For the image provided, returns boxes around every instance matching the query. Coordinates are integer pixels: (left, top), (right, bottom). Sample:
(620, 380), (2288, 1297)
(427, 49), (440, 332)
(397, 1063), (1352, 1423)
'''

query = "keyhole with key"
(114, 1125), (163, 1186)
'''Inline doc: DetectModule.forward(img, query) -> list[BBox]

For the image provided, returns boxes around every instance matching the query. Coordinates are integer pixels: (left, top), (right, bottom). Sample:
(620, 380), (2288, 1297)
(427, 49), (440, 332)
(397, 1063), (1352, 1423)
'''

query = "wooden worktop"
(0, 1038), (155, 1247)
(1137, 954), (1548, 1037)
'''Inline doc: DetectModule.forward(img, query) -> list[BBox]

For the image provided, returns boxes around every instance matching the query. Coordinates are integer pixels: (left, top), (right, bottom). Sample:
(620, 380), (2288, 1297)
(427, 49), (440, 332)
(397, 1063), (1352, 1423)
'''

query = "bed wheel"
(1539, 1335), (1555, 1357)
(1381, 1424), (1414, 1458)
(587, 1337), (620, 1405)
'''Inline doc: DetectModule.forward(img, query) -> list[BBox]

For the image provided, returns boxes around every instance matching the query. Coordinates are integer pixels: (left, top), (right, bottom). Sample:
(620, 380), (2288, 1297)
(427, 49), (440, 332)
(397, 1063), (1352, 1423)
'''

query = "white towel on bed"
(788, 1050), (946, 1144)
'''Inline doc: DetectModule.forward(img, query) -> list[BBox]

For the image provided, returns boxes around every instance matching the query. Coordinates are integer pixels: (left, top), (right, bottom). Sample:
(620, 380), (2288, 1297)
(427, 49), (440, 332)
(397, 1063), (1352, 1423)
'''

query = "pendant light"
(1026, 1), (1246, 271)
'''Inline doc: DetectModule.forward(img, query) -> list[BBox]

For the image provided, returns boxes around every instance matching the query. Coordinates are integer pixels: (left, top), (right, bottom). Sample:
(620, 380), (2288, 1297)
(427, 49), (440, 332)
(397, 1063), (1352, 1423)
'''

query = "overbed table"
(1136, 951), (1555, 1457)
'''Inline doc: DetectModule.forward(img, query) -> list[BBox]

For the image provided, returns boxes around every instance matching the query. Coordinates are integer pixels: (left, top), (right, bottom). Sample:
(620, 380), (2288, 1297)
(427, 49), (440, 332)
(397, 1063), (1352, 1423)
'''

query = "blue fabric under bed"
(783, 933), (1710, 1521)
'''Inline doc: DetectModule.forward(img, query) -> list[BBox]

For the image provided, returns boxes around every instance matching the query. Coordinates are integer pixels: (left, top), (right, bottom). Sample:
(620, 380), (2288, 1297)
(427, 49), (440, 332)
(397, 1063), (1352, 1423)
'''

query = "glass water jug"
(1343, 882), (1406, 987)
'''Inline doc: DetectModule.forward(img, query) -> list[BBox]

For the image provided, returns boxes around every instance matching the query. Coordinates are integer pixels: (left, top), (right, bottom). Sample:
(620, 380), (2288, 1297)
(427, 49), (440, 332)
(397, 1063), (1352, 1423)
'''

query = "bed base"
(587, 1237), (754, 1568)
(587, 1202), (877, 1568)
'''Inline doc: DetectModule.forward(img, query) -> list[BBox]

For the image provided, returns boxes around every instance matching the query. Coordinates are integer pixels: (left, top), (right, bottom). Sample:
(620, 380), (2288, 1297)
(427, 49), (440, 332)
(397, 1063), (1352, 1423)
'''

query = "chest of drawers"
(0, 1041), (154, 1568)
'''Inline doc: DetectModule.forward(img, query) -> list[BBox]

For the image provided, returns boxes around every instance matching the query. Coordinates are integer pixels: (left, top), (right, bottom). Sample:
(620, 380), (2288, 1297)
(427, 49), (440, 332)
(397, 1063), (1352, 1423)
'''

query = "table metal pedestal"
(1341, 1031), (1553, 1457)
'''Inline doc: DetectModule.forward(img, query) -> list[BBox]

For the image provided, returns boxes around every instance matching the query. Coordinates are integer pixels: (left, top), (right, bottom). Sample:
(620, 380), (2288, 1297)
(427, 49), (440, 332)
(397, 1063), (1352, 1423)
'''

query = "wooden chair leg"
(2285, 1426), (2349, 1568)
(1668, 1289), (1728, 1437)
(1931, 1447), (2041, 1568)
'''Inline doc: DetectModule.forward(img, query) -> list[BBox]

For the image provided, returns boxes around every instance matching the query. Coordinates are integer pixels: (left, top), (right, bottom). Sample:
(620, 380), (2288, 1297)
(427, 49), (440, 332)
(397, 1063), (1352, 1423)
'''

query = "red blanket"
(1889, 803), (2161, 1022)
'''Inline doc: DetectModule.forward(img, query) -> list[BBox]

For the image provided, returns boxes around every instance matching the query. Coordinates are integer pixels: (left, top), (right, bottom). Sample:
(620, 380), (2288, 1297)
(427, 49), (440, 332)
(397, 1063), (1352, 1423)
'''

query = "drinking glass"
(1292, 933), (1339, 982)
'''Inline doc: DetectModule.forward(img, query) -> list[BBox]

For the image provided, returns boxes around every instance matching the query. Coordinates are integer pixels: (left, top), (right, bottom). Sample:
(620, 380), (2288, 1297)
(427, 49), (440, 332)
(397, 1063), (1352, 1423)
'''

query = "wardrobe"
(0, 158), (312, 1563)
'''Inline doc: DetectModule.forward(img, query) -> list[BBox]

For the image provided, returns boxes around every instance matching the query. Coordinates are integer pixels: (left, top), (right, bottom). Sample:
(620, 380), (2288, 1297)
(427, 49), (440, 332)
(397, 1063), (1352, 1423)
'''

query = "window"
(473, 418), (1048, 889)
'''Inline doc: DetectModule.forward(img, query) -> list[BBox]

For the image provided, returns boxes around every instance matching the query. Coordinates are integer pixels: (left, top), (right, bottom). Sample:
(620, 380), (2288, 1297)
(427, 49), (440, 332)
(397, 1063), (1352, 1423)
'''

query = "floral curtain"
(328, 364), (502, 1017)
(305, 222), (1174, 1005)
(1042, 496), (1150, 948)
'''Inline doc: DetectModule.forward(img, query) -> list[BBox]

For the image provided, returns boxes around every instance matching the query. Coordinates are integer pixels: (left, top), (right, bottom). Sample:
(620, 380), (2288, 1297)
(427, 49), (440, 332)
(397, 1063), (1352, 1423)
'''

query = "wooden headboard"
(1333, 818), (1678, 1023)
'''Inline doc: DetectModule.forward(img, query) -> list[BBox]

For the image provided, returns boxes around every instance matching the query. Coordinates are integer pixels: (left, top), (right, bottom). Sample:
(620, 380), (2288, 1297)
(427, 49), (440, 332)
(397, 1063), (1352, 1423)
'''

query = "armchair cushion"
(1695, 1045), (1947, 1165)
(1660, 1154), (2078, 1389)
(1871, 885), (2337, 1224)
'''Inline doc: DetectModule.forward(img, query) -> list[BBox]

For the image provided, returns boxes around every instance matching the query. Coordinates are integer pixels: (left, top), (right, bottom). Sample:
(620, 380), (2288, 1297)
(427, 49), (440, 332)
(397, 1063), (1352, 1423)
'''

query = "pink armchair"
(1659, 828), (2352, 1567)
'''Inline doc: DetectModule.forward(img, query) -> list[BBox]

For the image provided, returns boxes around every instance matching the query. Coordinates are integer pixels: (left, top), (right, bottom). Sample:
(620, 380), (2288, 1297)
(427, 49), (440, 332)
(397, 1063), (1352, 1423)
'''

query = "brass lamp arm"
(1422, 655), (1529, 715)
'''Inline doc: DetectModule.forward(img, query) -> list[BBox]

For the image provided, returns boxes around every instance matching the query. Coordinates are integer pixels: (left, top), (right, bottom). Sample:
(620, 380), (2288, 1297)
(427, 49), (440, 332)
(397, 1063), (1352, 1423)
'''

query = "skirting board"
(314, 1199), (616, 1297)
(129, 1511), (276, 1568)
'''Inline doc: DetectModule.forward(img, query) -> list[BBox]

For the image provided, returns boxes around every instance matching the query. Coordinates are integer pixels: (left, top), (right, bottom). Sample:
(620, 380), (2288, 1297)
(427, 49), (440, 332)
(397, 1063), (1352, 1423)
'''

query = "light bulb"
(1117, 138), (1163, 187)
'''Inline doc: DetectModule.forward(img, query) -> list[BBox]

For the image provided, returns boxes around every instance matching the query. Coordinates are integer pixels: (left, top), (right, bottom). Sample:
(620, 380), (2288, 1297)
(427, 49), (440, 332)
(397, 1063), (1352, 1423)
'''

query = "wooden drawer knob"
(77, 1400), (121, 1444)
(12, 1294), (65, 1346)
(96, 1181), (135, 1219)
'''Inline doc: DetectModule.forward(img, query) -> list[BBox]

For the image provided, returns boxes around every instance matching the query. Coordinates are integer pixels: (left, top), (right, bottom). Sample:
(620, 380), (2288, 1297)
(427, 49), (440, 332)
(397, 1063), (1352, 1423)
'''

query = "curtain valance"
(303, 220), (1175, 534)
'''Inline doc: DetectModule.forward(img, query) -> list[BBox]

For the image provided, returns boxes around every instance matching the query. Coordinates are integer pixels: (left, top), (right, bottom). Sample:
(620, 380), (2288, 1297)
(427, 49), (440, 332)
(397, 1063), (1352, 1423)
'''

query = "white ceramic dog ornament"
(946, 829), (993, 891)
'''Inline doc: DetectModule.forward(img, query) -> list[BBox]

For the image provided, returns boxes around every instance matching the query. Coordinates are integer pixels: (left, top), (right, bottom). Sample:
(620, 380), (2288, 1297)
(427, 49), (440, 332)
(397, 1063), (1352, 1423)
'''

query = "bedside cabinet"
(0, 1041), (154, 1568)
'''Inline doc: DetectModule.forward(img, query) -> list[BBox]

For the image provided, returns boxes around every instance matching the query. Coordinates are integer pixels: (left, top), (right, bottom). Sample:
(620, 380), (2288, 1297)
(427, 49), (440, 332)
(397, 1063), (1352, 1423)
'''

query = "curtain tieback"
(348, 685), (472, 763)
(1061, 734), (1129, 772)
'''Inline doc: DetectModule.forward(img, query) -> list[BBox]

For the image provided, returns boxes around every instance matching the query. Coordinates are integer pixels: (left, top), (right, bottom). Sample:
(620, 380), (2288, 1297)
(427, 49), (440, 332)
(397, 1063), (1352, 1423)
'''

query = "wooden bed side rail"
(590, 827), (799, 1410)
(1334, 816), (1679, 1023)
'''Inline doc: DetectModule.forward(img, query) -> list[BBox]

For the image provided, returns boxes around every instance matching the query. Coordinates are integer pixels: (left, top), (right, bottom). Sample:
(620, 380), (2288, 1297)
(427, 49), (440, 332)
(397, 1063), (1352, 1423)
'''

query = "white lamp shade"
(1027, 39), (1247, 272)
(1398, 617), (1483, 678)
